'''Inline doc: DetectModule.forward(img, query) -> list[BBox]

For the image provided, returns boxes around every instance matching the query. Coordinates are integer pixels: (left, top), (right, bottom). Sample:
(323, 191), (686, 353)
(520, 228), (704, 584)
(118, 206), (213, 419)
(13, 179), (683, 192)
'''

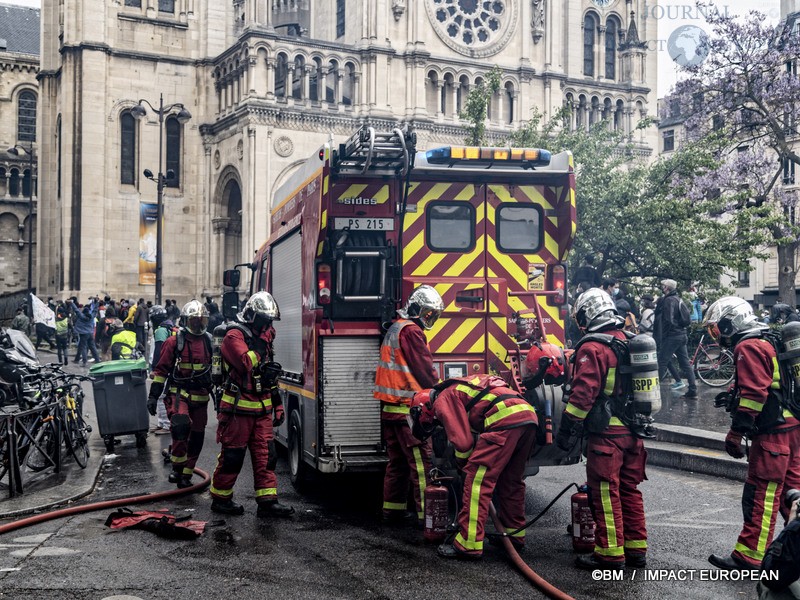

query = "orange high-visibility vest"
(374, 320), (424, 405)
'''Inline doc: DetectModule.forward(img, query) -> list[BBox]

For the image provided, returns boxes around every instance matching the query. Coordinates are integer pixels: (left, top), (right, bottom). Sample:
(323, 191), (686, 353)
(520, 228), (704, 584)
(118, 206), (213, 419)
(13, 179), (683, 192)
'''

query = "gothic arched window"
(120, 111), (136, 185)
(165, 116), (181, 188)
(583, 14), (597, 77)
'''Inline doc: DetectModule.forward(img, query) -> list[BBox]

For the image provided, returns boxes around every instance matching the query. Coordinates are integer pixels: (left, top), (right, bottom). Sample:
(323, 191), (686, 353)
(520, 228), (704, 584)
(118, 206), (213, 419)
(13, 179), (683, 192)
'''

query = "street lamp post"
(7, 144), (34, 303)
(130, 93), (192, 305)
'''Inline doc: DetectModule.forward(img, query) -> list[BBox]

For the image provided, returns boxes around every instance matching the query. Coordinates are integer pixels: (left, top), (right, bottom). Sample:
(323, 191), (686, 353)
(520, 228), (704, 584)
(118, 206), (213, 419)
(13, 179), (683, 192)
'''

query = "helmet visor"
(418, 307), (441, 330)
(186, 316), (208, 335)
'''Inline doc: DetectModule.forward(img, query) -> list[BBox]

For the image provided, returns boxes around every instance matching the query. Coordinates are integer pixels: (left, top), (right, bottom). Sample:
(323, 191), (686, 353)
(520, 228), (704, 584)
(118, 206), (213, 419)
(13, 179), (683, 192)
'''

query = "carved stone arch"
(10, 83), (37, 99)
(270, 159), (307, 205)
(252, 42), (271, 57)
(212, 165), (244, 278)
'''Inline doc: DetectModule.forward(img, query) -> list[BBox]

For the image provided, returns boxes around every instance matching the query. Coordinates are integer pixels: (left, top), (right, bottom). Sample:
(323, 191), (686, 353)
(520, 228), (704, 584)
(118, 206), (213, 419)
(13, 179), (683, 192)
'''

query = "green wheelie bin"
(89, 358), (149, 453)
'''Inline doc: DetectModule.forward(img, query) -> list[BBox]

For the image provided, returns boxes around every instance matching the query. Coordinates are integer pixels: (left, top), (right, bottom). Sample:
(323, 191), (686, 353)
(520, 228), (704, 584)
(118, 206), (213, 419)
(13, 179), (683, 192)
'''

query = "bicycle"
(48, 366), (93, 469)
(690, 333), (735, 387)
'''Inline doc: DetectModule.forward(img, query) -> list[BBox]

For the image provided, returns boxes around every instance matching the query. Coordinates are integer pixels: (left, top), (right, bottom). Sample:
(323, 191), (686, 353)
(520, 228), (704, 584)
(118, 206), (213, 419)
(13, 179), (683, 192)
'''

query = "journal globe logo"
(667, 24), (710, 67)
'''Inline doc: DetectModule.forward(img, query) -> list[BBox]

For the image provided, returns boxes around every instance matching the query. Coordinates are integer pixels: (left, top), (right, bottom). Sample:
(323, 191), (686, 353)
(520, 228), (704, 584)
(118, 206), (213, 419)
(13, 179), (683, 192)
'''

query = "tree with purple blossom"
(670, 2), (800, 304)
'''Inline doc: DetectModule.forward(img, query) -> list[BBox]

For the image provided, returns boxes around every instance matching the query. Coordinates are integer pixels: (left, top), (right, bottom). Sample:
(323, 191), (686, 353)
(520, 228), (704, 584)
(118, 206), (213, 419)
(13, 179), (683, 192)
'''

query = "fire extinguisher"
(571, 484), (595, 553)
(424, 477), (450, 543)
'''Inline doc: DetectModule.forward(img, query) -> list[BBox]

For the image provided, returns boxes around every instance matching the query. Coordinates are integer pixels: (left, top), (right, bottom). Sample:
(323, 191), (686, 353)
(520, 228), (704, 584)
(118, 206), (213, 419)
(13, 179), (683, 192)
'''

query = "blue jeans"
(77, 333), (100, 365)
(657, 333), (696, 393)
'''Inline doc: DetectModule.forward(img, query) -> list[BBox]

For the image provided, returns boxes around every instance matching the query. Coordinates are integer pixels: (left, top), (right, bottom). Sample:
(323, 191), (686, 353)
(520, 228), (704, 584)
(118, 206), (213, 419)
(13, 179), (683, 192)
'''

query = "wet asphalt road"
(0, 377), (769, 600)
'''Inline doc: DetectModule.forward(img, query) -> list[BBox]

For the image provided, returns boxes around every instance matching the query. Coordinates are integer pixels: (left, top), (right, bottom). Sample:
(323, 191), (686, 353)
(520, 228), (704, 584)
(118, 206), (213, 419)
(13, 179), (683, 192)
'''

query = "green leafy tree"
(459, 66), (502, 146)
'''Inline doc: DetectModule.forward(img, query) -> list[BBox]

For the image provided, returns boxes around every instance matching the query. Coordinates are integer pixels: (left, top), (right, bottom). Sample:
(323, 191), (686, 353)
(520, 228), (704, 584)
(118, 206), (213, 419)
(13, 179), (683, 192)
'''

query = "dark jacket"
(70, 301), (98, 336)
(654, 291), (685, 340)
(761, 519), (800, 593)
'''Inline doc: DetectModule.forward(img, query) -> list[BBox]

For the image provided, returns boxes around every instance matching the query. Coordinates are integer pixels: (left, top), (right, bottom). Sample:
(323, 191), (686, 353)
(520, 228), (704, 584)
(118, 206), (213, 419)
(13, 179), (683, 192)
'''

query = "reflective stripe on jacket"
(374, 320), (424, 405)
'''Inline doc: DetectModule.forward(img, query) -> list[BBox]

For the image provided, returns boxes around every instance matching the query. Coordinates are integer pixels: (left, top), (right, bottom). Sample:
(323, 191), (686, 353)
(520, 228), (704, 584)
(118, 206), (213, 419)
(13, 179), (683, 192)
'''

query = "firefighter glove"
(714, 392), (733, 411)
(555, 415), (581, 452)
(147, 396), (158, 416)
(725, 430), (745, 459)
(273, 404), (285, 427)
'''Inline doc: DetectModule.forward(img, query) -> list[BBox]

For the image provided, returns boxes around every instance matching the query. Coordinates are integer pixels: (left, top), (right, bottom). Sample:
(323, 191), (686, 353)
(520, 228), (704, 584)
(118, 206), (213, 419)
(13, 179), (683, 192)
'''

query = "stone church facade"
(37, 0), (658, 302)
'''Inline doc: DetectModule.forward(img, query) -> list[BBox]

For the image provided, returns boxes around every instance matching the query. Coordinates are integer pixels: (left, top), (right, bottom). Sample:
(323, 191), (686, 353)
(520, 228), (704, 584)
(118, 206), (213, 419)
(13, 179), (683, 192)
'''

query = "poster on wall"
(139, 203), (158, 286)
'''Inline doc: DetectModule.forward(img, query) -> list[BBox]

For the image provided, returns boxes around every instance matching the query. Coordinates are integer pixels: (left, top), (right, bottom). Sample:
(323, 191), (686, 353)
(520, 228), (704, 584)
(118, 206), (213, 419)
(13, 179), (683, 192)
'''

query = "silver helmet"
(702, 296), (763, 342)
(397, 285), (445, 330)
(238, 291), (281, 327)
(573, 288), (623, 332)
(181, 300), (210, 335)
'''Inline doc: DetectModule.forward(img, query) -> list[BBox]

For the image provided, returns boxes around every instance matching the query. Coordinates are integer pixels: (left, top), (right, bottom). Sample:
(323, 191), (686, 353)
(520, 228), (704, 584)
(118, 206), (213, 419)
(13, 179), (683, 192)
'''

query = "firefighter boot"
(708, 553), (752, 570)
(437, 542), (482, 561)
(168, 471), (182, 484)
(211, 498), (245, 516)
(256, 500), (295, 518)
(575, 554), (624, 571)
(176, 475), (193, 489)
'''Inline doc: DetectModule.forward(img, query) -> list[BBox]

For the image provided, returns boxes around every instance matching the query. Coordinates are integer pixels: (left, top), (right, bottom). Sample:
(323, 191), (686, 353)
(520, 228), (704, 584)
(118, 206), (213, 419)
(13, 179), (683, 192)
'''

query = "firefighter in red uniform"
(148, 300), (213, 488)
(209, 292), (294, 518)
(704, 297), (800, 570)
(555, 288), (648, 570)
(374, 285), (443, 525)
(410, 375), (538, 559)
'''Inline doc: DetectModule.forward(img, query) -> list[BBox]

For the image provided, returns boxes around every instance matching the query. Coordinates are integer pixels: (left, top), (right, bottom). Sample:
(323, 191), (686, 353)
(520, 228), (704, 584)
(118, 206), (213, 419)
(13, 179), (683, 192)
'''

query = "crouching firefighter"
(555, 288), (658, 571)
(373, 285), (443, 526)
(704, 297), (800, 570)
(148, 300), (213, 488)
(409, 375), (538, 560)
(209, 292), (294, 518)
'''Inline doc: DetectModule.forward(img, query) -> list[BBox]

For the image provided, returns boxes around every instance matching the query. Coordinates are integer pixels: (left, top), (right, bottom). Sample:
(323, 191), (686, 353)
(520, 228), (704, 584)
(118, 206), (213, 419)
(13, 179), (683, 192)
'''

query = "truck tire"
(288, 409), (311, 491)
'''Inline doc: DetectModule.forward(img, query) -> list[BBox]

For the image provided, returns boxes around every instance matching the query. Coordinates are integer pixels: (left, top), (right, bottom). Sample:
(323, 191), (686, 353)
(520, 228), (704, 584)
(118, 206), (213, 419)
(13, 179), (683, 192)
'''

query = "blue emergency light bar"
(425, 146), (552, 166)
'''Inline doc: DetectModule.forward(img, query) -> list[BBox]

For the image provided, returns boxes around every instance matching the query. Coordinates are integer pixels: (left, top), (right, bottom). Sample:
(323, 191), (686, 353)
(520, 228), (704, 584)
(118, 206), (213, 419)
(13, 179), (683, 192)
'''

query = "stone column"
(354, 72), (362, 111)
(436, 80), (444, 119)
(496, 91), (505, 124)
(336, 71), (344, 106)
(266, 59), (275, 100)
(584, 104), (590, 132)
(450, 83), (457, 119)
(286, 65), (294, 101)
(320, 67), (328, 105)
(303, 65), (311, 105)
(598, 26), (606, 80)
(212, 218), (229, 289)
(248, 55), (257, 95)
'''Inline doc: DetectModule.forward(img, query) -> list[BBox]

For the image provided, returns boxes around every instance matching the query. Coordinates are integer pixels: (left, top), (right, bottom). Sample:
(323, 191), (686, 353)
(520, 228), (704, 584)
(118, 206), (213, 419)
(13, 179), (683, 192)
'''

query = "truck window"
(496, 204), (542, 253)
(259, 256), (269, 291)
(426, 202), (475, 252)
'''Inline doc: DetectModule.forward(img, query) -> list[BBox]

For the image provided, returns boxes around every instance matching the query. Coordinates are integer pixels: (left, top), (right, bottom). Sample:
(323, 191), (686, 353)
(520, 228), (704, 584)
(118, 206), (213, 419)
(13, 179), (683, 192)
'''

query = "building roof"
(0, 3), (40, 56)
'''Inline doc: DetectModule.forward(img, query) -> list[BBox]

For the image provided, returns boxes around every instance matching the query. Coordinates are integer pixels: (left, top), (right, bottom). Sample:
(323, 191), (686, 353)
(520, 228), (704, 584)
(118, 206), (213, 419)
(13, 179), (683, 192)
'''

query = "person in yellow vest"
(110, 320), (141, 360)
(374, 285), (444, 525)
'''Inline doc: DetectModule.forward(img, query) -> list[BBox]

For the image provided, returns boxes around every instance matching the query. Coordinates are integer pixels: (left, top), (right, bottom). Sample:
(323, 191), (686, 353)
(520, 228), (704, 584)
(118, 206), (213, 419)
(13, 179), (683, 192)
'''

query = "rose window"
(425, 0), (517, 57)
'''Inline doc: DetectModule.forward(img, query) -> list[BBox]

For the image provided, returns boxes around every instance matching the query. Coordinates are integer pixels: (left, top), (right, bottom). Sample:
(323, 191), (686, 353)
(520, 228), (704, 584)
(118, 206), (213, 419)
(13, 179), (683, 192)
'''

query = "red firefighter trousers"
(382, 421), (432, 520)
(454, 426), (537, 557)
(168, 395), (209, 477)
(210, 412), (277, 502)
(586, 433), (648, 564)
(733, 426), (800, 566)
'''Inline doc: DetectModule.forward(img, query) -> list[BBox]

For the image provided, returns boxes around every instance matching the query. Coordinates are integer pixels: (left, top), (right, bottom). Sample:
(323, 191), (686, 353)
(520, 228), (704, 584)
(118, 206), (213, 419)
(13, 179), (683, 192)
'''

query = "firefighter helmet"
(181, 300), (210, 336)
(703, 296), (763, 342)
(524, 341), (567, 386)
(397, 285), (444, 330)
(573, 288), (623, 332)
(149, 304), (167, 328)
(407, 389), (439, 441)
(238, 292), (281, 331)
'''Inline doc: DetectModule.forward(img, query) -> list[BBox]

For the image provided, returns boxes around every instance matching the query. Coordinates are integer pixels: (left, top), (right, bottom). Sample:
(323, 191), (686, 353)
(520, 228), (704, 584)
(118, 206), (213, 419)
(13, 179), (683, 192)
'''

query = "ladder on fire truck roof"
(333, 125), (417, 178)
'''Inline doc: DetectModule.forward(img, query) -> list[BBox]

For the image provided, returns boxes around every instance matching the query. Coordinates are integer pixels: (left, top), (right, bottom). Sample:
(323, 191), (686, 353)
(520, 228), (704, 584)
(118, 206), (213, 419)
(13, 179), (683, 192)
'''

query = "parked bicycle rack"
(1, 402), (62, 498)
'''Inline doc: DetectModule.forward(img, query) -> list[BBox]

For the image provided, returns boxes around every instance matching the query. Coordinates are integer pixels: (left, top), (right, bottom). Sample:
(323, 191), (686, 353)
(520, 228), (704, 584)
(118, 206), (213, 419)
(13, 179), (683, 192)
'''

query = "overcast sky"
(5, 0), (782, 98)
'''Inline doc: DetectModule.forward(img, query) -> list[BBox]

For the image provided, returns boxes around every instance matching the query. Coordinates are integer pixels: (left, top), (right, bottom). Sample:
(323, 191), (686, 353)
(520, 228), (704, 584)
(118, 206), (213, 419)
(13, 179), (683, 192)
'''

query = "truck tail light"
(317, 264), (332, 305)
(549, 264), (566, 306)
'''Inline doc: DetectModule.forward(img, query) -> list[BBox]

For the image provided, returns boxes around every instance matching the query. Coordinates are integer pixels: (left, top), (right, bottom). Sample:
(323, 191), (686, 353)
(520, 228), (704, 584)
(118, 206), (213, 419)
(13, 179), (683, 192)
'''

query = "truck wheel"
(288, 410), (310, 491)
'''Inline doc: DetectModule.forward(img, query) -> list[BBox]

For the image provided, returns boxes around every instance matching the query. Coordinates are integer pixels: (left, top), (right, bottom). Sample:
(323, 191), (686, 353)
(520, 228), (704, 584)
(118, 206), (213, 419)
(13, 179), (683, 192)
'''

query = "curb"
(656, 423), (727, 451)
(645, 439), (748, 481)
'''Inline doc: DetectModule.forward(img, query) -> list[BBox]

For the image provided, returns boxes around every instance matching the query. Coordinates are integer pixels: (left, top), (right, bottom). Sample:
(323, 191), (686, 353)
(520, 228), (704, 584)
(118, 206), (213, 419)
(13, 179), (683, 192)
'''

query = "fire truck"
(227, 126), (582, 486)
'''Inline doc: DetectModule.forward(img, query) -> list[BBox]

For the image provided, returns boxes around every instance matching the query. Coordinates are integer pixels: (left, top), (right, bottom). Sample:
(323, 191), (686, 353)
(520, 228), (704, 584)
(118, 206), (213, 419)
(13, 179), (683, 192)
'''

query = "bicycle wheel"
(64, 410), (90, 469)
(0, 418), (9, 482)
(695, 348), (735, 387)
(25, 420), (59, 472)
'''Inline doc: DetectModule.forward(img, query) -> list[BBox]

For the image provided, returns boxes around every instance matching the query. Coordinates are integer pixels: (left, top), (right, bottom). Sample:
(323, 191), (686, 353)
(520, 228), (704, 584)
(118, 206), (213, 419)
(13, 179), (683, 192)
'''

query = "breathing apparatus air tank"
(781, 321), (800, 389)
(211, 323), (228, 385)
(628, 334), (662, 415)
(570, 484), (595, 552)
(423, 478), (450, 543)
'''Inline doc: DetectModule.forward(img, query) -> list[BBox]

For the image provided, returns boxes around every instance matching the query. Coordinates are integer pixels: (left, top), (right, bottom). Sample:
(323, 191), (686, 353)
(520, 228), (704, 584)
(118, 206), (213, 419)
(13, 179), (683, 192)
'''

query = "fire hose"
(0, 467), (210, 536)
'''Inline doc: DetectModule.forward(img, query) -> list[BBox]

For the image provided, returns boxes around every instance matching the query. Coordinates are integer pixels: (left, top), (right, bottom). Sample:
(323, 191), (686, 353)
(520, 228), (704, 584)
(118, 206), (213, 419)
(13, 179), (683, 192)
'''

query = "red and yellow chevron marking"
(332, 182), (390, 205)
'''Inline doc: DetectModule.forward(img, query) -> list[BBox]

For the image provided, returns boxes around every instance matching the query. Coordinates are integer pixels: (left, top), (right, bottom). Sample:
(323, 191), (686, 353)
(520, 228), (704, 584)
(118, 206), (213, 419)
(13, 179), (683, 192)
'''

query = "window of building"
(605, 18), (618, 80)
(662, 129), (675, 152)
(583, 14), (596, 77)
(426, 203), (475, 252)
(737, 270), (750, 287)
(158, 0), (175, 13)
(275, 53), (288, 98)
(17, 91), (36, 142)
(497, 205), (541, 253)
(783, 157), (796, 185)
(336, 0), (345, 38)
(124, 0), (141, 6)
(165, 116), (181, 188)
(120, 112), (136, 185)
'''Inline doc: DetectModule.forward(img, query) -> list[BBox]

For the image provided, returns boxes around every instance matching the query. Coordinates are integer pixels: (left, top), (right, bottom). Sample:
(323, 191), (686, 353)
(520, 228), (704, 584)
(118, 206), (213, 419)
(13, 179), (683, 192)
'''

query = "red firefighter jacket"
(152, 333), (213, 403)
(563, 328), (630, 435)
(733, 337), (798, 434)
(219, 325), (276, 415)
(433, 375), (538, 459)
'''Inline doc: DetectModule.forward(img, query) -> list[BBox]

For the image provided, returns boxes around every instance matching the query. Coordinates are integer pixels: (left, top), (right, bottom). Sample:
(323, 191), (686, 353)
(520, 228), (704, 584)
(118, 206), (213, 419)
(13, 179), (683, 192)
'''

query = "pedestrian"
(148, 301), (214, 488)
(373, 285), (442, 525)
(166, 299), (181, 323)
(654, 279), (697, 399)
(704, 297), (800, 571)
(148, 305), (172, 435)
(134, 298), (149, 352)
(110, 321), (141, 360)
(573, 254), (601, 291)
(639, 295), (656, 336)
(10, 308), (30, 336)
(70, 297), (101, 366)
(209, 292), (294, 517)
(601, 277), (619, 299)
(410, 375), (537, 560)
(556, 288), (649, 570)
(205, 295), (220, 315)
(615, 299), (638, 334)
(54, 307), (69, 365)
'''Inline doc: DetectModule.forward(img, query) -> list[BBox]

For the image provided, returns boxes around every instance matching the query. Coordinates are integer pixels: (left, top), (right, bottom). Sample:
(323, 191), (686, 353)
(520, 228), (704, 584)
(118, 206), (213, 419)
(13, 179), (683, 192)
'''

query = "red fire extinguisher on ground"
(571, 484), (595, 552)
(424, 476), (451, 543)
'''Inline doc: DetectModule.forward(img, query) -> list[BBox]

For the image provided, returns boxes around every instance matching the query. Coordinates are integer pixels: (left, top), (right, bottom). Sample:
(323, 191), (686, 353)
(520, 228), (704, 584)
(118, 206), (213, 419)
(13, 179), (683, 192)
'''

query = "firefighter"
(555, 288), (648, 571)
(704, 297), (800, 570)
(209, 292), (294, 518)
(148, 300), (214, 488)
(410, 376), (538, 559)
(373, 285), (443, 525)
